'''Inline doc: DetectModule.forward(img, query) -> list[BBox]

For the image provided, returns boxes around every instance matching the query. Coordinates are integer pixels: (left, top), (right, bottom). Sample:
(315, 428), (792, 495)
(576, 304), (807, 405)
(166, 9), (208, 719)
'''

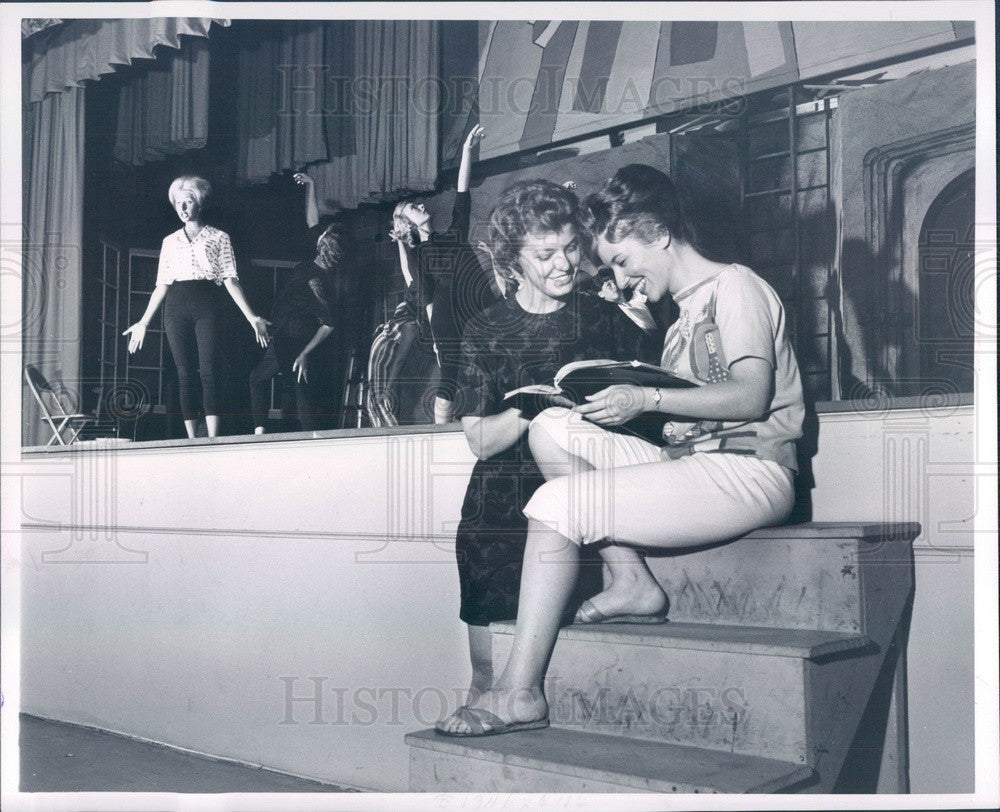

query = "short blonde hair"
(168, 175), (212, 208)
(389, 200), (419, 248)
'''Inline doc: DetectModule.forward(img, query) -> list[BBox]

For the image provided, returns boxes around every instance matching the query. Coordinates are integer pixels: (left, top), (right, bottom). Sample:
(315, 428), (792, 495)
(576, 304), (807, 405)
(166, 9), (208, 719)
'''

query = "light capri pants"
(523, 407), (795, 548)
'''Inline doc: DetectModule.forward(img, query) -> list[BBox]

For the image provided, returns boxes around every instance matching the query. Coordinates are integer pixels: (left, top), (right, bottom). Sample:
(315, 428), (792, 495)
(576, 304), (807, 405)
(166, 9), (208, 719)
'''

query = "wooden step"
(406, 727), (815, 793)
(631, 521), (919, 633)
(492, 620), (874, 658)
(491, 620), (874, 764)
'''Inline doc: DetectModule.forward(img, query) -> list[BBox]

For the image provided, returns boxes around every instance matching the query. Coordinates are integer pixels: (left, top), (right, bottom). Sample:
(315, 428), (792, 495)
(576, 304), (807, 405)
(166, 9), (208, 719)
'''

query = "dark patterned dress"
(452, 290), (644, 625)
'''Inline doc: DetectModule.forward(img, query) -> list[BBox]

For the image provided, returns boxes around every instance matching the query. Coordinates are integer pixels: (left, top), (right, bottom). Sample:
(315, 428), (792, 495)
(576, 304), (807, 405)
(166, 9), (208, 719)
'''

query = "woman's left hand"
(574, 385), (647, 425)
(292, 352), (309, 383)
(250, 316), (271, 347)
(598, 279), (622, 303)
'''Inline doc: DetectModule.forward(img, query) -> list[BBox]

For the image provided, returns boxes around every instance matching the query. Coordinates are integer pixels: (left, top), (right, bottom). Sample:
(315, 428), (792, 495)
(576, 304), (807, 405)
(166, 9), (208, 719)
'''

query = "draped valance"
(24, 16), (228, 102)
(234, 19), (440, 209)
(113, 36), (211, 165)
(21, 19), (63, 39)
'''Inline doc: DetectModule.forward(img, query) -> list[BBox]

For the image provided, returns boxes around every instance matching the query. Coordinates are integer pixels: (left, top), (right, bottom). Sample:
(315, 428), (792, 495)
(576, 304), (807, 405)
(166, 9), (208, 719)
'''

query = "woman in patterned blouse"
(124, 175), (269, 438)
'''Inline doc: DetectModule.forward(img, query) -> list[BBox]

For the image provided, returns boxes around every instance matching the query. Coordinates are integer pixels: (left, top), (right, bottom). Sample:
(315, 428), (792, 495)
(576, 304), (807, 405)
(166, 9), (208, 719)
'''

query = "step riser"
(639, 538), (865, 631)
(493, 634), (812, 763)
(802, 646), (893, 792)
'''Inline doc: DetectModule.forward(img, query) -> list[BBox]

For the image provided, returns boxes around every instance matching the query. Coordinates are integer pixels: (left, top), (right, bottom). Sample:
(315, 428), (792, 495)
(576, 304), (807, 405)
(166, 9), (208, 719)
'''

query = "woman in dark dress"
(390, 124), (501, 424)
(248, 170), (352, 434)
(248, 223), (349, 433)
(451, 179), (643, 705)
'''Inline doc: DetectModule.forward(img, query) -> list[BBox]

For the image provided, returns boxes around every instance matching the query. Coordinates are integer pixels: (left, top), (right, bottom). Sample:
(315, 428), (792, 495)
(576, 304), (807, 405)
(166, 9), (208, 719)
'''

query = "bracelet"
(651, 387), (662, 410)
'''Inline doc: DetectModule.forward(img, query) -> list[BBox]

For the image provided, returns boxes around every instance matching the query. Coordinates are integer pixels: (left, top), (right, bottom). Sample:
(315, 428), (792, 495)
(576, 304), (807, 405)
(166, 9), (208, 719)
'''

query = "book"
(504, 359), (696, 411)
(503, 359), (696, 445)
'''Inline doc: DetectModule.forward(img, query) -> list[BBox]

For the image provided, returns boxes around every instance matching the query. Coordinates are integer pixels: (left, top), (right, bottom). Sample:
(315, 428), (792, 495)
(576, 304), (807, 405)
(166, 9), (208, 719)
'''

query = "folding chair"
(24, 364), (98, 446)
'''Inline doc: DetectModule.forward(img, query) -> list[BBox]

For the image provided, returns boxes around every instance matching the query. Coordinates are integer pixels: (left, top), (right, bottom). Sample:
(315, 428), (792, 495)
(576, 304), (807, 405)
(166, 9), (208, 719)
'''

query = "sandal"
(435, 706), (549, 738)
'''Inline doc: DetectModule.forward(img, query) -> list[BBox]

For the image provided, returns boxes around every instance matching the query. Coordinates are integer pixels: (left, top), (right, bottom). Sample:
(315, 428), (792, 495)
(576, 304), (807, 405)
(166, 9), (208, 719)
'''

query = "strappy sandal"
(434, 706), (549, 738)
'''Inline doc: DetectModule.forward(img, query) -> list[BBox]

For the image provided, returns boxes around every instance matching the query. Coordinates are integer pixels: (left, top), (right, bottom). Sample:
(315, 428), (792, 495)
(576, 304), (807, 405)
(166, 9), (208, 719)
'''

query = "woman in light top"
(124, 175), (269, 438)
(436, 164), (804, 737)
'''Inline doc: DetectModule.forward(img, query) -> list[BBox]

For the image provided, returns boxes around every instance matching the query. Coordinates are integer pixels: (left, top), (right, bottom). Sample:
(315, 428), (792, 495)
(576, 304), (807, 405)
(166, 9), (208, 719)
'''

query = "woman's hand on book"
(574, 385), (648, 425)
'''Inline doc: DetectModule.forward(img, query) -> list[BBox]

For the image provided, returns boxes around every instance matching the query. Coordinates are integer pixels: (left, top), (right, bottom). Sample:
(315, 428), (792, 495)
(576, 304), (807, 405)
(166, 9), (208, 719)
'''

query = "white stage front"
(18, 405), (976, 792)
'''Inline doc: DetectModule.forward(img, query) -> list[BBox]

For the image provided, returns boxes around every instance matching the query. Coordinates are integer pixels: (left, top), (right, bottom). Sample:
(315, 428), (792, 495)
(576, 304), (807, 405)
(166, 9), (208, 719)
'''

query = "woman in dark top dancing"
(449, 179), (644, 708)
(249, 207), (349, 434)
(390, 124), (500, 424)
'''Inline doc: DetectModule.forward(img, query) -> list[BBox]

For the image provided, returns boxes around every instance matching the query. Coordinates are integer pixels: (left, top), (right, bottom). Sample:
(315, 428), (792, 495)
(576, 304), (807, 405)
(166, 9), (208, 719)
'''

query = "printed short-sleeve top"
(156, 225), (239, 286)
(659, 264), (804, 471)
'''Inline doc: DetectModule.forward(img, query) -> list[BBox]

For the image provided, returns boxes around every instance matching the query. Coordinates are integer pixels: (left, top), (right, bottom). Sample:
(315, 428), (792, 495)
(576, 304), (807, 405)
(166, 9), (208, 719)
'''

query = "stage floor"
(19, 714), (355, 793)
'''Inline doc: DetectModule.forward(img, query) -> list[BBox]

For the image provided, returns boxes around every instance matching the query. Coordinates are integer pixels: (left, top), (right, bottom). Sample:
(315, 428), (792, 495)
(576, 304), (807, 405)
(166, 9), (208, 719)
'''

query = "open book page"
(504, 359), (696, 407)
(554, 360), (697, 396)
(552, 358), (683, 387)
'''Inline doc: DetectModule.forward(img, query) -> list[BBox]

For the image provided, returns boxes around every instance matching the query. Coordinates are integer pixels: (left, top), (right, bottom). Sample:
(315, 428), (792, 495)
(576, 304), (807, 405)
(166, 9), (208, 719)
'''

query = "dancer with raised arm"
(389, 125), (500, 423)
(248, 172), (352, 433)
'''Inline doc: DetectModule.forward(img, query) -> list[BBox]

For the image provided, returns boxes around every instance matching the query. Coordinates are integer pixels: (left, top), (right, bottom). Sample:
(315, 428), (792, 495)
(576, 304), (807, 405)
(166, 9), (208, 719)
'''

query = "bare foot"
(575, 572), (667, 622)
(436, 686), (548, 735)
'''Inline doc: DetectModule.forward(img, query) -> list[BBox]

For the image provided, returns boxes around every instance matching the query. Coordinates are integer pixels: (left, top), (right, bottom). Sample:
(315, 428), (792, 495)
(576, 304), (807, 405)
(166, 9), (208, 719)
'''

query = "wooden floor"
(18, 714), (355, 793)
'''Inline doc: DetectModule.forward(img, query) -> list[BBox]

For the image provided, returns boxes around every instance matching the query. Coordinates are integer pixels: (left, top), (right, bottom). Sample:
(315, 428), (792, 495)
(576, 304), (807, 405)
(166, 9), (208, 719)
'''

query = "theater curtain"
(113, 36), (211, 165)
(234, 20), (440, 209)
(236, 21), (330, 183)
(25, 17), (227, 103)
(21, 18), (225, 445)
(22, 87), (86, 446)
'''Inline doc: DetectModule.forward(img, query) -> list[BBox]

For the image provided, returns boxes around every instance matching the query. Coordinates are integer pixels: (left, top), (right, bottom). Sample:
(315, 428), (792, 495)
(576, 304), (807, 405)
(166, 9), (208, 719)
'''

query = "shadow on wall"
(672, 133), (745, 266)
(837, 170), (976, 404)
(793, 162), (975, 521)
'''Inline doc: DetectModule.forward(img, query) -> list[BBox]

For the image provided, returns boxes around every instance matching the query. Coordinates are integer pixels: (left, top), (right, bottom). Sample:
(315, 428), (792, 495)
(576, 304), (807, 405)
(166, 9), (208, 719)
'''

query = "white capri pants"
(523, 408), (795, 547)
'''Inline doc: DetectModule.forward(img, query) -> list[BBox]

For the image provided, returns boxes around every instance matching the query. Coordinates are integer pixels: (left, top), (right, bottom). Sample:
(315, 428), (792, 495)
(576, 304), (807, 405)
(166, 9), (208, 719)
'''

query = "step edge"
(740, 521), (921, 541)
(405, 729), (815, 794)
(490, 621), (874, 659)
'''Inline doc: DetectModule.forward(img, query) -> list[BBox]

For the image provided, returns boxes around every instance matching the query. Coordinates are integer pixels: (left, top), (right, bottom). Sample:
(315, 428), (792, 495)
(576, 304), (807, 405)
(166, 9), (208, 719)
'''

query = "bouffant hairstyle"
(168, 175), (212, 208)
(582, 164), (695, 248)
(389, 201), (420, 249)
(487, 179), (581, 290)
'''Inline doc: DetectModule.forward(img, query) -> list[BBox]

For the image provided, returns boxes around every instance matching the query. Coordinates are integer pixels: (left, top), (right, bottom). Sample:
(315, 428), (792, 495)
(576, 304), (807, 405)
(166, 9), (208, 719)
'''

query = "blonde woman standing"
(124, 175), (269, 438)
